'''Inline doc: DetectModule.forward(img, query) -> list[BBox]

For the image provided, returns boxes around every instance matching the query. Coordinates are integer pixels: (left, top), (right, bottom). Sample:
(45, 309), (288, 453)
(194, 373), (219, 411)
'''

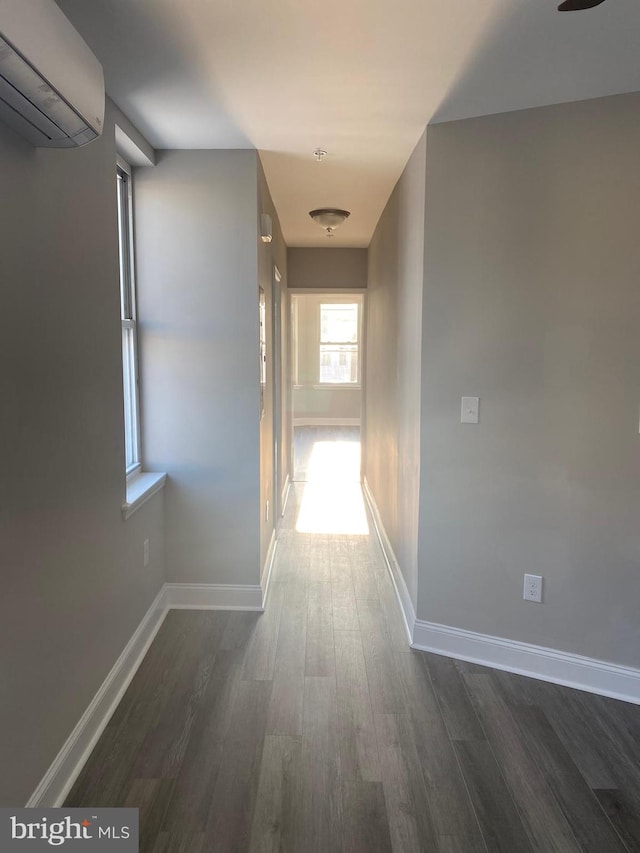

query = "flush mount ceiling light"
(558, 0), (606, 9)
(309, 208), (350, 237)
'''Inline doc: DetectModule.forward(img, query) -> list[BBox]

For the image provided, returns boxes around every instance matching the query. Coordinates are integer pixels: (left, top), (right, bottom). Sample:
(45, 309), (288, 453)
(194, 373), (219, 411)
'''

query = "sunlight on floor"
(295, 441), (369, 535)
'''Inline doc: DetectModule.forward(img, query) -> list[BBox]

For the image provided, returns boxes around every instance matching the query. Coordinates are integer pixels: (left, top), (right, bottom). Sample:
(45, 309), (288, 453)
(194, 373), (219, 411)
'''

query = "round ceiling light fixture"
(557, 0), (606, 9)
(309, 208), (350, 237)
(313, 148), (328, 162)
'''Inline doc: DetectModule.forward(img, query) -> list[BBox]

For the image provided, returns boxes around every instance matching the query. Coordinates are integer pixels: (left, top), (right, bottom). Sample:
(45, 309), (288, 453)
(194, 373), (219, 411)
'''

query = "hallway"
(66, 468), (640, 851)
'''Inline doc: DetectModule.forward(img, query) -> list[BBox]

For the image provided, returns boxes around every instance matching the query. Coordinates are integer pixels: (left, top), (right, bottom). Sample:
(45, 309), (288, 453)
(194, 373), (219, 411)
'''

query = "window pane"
(117, 162), (140, 473)
(319, 344), (358, 384)
(122, 325), (139, 471)
(320, 304), (358, 344)
(116, 169), (132, 321)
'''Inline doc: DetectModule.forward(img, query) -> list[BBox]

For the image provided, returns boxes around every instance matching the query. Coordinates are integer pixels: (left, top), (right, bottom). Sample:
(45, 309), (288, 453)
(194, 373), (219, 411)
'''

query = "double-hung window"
(319, 302), (360, 384)
(116, 160), (141, 477)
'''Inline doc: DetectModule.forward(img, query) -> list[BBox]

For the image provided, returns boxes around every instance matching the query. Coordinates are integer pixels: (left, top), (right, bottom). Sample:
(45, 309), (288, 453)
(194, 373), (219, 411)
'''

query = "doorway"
(290, 292), (364, 483)
(286, 292), (367, 535)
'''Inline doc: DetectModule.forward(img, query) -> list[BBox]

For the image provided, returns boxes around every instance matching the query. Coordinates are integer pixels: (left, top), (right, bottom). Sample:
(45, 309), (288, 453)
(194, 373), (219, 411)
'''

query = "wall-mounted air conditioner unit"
(0, 0), (104, 147)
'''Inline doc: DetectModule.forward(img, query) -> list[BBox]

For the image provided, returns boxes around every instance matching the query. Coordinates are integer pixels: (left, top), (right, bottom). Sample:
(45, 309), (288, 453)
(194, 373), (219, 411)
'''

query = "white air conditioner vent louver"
(0, 0), (104, 147)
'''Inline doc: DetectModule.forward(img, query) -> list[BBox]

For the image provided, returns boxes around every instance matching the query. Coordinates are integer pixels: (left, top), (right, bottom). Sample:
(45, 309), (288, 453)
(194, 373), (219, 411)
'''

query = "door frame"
(287, 288), (367, 483)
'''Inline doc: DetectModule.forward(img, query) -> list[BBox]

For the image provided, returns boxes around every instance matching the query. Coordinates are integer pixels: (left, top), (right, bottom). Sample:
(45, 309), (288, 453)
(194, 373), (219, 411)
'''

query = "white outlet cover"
(523, 573), (543, 603)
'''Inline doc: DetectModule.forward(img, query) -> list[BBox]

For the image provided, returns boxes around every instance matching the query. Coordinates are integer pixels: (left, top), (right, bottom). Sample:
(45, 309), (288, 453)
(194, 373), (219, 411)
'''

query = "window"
(116, 161), (141, 476)
(319, 302), (359, 384)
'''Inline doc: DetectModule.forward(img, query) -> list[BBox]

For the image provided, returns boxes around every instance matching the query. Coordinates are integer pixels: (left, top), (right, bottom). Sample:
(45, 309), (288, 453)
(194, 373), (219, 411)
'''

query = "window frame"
(317, 299), (361, 387)
(116, 156), (142, 480)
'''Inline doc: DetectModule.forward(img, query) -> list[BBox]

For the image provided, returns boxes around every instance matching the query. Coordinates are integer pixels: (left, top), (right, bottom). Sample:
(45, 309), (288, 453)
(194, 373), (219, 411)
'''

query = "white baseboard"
(27, 579), (267, 806)
(362, 477), (415, 645)
(26, 585), (168, 807)
(293, 417), (360, 427)
(164, 582), (264, 611)
(261, 530), (278, 608)
(412, 620), (640, 706)
(281, 475), (291, 518)
(362, 477), (640, 706)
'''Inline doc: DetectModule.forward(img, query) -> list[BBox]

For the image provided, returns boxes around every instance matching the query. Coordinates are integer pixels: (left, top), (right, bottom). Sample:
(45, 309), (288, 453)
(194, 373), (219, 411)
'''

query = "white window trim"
(117, 156), (166, 517)
(317, 299), (361, 386)
(292, 293), (363, 389)
(122, 472), (167, 520)
(117, 157), (142, 477)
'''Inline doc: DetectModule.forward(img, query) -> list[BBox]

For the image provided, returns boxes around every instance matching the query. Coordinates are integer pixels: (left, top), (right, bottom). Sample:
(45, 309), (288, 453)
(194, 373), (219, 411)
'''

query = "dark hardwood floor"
(67, 479), (640, 852)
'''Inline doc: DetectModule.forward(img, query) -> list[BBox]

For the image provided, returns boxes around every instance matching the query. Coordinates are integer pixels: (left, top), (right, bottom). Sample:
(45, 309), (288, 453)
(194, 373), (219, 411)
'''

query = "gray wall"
(365, 131), (426, 609)
(418, 94), (640, 667)
(135, 150), (261, 586)
(293, 388), (361, 423)
(0, 105), (165, 806)
(288, 248), (367, 290)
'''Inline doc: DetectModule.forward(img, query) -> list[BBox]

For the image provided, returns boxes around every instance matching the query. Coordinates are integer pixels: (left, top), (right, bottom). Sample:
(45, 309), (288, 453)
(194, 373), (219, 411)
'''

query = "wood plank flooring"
(293, 425), (360, 482)
(67, 482), (640, 852)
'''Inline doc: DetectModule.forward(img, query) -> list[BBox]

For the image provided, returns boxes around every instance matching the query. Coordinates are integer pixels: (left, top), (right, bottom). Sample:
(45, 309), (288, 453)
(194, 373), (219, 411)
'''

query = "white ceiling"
(58, 0), (640, 248)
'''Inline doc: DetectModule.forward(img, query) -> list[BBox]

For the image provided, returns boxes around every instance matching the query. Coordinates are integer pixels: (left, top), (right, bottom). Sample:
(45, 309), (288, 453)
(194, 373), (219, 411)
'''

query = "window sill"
(294, 383), (361, 391)
(312, 383), (361, 391)
(122, 471), (167, 520)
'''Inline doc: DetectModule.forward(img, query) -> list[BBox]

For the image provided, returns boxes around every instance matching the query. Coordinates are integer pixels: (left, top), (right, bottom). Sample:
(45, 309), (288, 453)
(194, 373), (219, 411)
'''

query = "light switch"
(461, 396), (479, 424)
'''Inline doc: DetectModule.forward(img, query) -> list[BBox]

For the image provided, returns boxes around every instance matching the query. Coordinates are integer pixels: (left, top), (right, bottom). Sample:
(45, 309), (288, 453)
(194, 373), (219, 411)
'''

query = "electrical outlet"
(143, 539), (150, 568)
(523, 573), (543, 603)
